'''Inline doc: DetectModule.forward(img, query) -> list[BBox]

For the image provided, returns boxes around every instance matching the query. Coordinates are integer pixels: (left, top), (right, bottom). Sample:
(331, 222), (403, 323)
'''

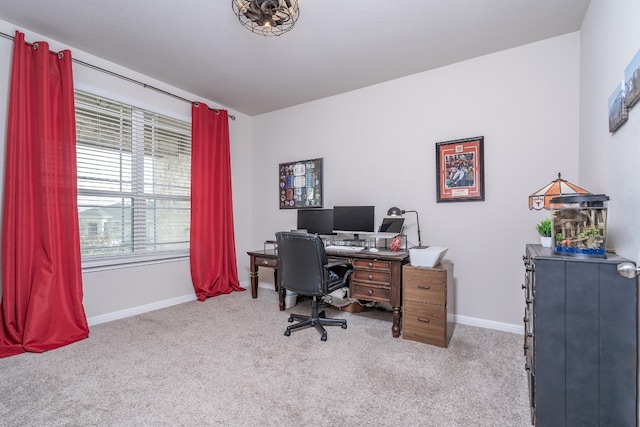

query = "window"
(75, 90), (191, 266)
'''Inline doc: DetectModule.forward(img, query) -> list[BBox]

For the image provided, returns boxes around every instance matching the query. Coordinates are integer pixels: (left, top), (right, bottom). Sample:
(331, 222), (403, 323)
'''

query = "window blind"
(75, 90), (191, 265)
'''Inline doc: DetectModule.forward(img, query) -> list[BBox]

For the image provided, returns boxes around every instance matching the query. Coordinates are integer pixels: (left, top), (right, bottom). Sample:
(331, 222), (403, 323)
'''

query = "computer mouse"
(369, 248), (379, 253)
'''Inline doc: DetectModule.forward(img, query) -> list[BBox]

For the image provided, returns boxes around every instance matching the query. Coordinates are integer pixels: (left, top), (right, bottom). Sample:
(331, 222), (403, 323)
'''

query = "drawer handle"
(262, 260), (269, 265)
(417, 317), (430, 323)
(367, 289), (373, 296)
(368, 274), (373, 280)
(418, 285), (431, 290)
(367, 262), (373, 268)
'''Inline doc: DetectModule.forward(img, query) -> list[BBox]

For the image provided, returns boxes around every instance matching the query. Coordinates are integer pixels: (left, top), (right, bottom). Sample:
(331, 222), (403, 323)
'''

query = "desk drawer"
(255, 257), (278, 268)
(352, 269), (391, 284)
(352, 259), (391, 271)
(351, 280), (390, 302)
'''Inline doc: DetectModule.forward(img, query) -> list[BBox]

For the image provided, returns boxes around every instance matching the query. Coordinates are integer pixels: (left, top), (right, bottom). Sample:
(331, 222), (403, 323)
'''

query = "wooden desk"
(247, 248), (409, 338)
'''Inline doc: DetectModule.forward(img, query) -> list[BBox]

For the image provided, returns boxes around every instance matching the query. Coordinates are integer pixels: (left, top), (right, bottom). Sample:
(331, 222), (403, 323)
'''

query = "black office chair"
(275, 231), (352, 341)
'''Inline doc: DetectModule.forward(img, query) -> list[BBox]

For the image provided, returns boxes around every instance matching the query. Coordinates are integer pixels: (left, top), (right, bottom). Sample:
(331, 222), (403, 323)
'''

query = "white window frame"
(75, 89), (191, 270)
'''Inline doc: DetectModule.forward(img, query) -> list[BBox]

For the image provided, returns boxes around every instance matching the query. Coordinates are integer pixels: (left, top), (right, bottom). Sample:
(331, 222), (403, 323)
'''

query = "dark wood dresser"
(523, 244), (637, 426)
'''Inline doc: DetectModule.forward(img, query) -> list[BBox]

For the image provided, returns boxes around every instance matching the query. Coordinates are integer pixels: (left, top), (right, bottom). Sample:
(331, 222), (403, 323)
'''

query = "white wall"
(251, 33), (581, 328)
(579, 0), (640, 263)
(0, 20), (599, 330)
(0, 20), (255, 321)
(580, 4), (640, 420)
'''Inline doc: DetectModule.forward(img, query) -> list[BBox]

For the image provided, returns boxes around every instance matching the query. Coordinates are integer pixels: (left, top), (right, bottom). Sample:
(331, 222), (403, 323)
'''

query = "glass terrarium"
(550, 194), (609, 257)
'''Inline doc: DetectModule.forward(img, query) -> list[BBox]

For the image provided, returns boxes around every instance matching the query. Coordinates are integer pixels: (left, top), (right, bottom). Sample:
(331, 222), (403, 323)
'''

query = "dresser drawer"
(403, 300), (447, 346)
(351, 280), (390, 302)
(255, 256), (278, 268)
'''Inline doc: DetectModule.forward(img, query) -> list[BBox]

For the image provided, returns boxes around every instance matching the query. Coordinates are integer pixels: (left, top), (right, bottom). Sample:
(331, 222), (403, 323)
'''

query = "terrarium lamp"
(232, 0), (300, 37)
(387, 207), (423, 247)
(528, 172), (591, 210)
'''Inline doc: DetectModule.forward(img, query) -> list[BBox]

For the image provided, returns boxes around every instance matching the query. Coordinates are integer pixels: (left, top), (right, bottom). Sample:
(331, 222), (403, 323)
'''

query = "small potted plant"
(535, 218), (552, 248)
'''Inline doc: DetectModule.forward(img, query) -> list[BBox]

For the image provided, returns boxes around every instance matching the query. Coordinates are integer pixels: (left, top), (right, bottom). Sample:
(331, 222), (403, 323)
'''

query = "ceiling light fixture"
(232, 0), (300, 37)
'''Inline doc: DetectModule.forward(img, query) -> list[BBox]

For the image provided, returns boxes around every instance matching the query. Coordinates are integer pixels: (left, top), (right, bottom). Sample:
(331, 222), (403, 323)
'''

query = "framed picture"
(436, 136), (485, 203)
(624, 49), (640, 110)
(279, 158), (323, 209)
(608, 82), (628, 133)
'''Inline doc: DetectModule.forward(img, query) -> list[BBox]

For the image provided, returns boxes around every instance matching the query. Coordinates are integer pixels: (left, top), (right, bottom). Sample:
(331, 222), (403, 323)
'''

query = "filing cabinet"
(402, 262), (453, 348)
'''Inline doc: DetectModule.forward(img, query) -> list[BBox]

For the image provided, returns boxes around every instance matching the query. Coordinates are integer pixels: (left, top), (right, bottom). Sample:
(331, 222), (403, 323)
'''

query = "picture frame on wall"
(608, 82), (628, 133)
(624, 49), (640, 110)
(436, 136), (485, 203)
(279, 158), (323, 209)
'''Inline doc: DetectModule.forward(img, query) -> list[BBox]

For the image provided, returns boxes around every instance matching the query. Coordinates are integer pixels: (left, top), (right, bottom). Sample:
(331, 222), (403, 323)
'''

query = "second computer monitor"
(332, 205), (375, 240)
(297, 209), (334, 235)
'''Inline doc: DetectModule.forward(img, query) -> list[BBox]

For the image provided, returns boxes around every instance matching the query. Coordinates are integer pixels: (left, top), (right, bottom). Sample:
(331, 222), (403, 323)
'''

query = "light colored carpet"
(0, 288), (530, 426)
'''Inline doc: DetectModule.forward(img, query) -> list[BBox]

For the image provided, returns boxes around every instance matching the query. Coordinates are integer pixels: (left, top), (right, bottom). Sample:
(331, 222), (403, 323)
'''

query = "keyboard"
(324, 245), (365, 252)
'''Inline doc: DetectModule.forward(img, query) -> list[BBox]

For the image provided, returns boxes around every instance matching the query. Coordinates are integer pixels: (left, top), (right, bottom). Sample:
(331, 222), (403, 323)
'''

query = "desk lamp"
(387, 207), (423, 248)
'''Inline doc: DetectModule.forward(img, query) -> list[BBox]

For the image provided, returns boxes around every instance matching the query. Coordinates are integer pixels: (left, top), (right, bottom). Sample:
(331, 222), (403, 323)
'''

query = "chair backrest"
(275, 231), (328, 297)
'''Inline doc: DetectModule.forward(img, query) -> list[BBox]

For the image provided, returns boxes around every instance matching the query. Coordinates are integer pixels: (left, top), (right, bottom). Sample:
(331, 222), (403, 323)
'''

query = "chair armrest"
(327, 260), (350, 269)
(326, 264), (353, 291)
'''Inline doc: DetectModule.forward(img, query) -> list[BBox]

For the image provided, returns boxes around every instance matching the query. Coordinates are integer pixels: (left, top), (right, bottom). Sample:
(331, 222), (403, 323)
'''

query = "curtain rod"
(0, 30), (235, 120)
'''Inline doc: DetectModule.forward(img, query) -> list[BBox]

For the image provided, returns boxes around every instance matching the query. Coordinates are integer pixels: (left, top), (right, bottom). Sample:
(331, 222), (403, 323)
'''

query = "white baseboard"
(256, 281), (272, 288)
(452, 313), (523, 335)
(87, 294), (197, 326)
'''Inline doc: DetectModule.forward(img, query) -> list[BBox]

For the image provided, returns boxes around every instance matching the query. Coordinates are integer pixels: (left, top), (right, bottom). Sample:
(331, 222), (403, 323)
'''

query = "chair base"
(284, 296), (347, 341)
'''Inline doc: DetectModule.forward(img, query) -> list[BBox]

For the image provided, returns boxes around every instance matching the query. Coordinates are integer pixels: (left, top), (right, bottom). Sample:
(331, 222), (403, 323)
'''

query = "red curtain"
(190, 103), (243, 301)
(0, 32), (89, 358)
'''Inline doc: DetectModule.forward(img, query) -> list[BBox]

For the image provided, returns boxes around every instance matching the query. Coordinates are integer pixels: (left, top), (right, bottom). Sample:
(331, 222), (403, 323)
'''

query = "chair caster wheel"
(341, 323), (347, 329)
(287, 316), (294, 323)
(284, 329), (291, 337)
(321, 333), (327, 341)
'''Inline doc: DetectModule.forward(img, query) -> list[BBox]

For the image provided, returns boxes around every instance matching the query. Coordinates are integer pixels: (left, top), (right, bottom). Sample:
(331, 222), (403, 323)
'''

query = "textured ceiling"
(0, 0), (590, 116)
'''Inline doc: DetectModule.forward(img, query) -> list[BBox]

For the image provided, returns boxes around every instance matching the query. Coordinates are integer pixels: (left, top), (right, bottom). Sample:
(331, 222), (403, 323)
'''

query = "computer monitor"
(296, 209), (334, 235)
(332, 205), (375, 240)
